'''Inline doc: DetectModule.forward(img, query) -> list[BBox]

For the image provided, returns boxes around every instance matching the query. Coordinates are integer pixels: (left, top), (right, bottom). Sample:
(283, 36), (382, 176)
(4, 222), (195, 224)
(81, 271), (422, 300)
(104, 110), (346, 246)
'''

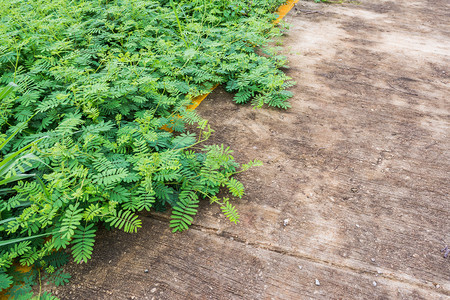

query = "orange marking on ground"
(274, 0), (300, 24)
(161, 84), (219, 132)
(187, 84), (219, 110)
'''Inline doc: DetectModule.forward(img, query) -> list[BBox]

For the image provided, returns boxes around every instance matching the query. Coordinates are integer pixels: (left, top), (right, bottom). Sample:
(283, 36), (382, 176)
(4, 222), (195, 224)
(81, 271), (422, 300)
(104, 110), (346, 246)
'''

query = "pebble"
(283, 219), (290, 226)
(144, 269), (149, 273)
(371, 258), (375, 262)
(355, 224), (360, 228)
(298, 265), (303, 270)
(315, 279), (320, 286)
(373, 281), (377, 287)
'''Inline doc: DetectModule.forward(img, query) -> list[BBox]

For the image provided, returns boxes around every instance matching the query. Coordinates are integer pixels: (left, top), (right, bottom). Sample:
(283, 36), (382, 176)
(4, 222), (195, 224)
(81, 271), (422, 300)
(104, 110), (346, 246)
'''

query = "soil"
(48, 0), (449, 299)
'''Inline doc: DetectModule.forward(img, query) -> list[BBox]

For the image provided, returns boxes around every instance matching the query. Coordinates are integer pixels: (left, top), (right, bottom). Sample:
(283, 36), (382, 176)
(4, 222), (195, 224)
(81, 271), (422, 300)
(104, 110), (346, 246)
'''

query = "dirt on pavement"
(50, 0), (449, 299)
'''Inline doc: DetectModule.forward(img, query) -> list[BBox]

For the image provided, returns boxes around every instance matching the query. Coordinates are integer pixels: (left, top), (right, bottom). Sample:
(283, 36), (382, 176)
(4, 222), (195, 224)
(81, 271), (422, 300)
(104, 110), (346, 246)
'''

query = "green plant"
(0, 83), (66, 298)
(0, 0), (290, 295)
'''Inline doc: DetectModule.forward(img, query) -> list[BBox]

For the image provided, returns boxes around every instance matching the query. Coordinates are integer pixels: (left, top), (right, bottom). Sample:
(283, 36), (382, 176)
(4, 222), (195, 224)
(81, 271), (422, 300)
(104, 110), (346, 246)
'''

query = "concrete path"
(54, 1), (449, 299)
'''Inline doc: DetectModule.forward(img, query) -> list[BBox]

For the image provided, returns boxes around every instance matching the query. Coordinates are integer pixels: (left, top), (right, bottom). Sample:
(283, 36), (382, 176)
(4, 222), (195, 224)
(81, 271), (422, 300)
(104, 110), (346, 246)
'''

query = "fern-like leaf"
(170, 194), (199, 233)
(31, 291), (59, 300)
(0, 272), (13, 290)
(19, 249), (39, 266)
(225, 178), (245, 198)
(83, 203), (103, 221)
(43, 251), (69, 268)
(220, 199), (240, 224)
(91, 168), (129, 186)
(71, 224), (96, 264)
(60, 204), (83, 240)
(106, 210), (142, 233)
(48, 269), (71, 287)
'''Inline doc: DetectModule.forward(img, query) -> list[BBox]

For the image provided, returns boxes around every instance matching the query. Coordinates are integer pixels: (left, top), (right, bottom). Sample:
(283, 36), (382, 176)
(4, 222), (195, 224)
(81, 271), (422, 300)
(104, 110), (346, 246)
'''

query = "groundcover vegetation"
(0, 0), (293, 297)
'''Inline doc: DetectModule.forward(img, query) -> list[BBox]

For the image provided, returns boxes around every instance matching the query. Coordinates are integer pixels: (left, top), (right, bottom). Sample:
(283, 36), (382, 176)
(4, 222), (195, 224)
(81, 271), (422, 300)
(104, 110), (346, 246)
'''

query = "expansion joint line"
(147, 213), (449, 296)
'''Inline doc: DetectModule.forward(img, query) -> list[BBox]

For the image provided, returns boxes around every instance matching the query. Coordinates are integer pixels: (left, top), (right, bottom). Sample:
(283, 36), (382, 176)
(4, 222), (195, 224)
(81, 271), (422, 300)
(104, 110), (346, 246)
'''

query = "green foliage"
(170, 190), (199, 232)
(220, 199), (240, 224)
(1, 266), (37, 299)
(42, 251), (69, 269)
(32, 291), (59, 300)
(0, 272), (13, 290)
(106, 210), (142, 233)
(47, 269), (71, 287)
(0, 0), (289, 295)
(71, 224), (96, 264)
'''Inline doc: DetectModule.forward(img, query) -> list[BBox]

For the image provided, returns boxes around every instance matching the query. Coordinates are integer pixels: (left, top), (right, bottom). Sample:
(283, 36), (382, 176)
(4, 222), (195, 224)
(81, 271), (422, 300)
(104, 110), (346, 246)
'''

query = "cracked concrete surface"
(51, 0), (449, 299)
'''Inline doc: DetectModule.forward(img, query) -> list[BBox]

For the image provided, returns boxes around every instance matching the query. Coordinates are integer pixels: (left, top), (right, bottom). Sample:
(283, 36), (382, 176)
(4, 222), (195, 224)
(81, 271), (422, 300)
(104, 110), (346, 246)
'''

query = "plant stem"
(170, 0), (189, 48)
